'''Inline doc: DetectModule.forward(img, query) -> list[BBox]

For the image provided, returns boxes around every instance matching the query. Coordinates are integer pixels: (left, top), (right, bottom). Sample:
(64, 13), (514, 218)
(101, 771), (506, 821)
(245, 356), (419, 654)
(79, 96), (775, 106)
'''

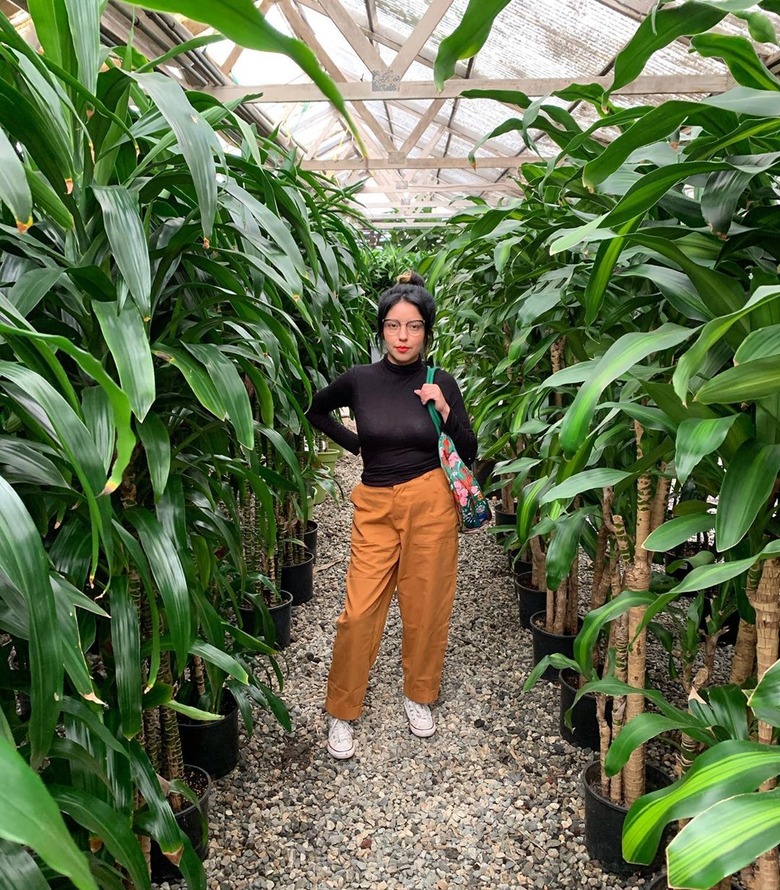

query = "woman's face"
(382, 299), (426, 366)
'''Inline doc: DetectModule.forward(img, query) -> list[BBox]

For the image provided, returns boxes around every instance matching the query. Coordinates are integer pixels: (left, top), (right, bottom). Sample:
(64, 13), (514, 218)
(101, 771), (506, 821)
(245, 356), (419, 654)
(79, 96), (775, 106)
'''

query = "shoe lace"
(405, 698), (430, 721)
(330, 719), (352, 744)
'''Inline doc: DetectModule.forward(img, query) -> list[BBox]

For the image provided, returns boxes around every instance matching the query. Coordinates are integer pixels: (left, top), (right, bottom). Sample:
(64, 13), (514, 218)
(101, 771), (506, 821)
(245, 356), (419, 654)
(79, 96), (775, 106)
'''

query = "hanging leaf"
(541, 469), (631, 504)
(184, 343), (253, 449)
(642, 512), (716, 554)
(127, 0), (364, 153)
(623, 740), (780, 866)
(691, 33), (780, 90)
(611, 2), (728, 92)
(696, 356), (780, 404)
(0, 127), (32, 231)
(673, 286), (780, 403)
(545, 510), (588, 592)
(92, 187), (152, 317)
(666, 788), (780, 889)
(558, 324), (692, 457)
(0, 478), (62, 768)
(715, 439), (780, 551)
(92, 299), (155, 420)
(675, 415), (739, 484)
(0, 738), (97, 890)
(137, 412), (171, 502)
(434, 0), (513, 88)
(129, 72), (218, 238)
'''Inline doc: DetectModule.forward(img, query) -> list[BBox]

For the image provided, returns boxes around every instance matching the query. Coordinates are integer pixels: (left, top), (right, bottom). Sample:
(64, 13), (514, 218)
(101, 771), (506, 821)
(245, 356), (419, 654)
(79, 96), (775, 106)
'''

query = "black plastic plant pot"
(492, 508), (516, 546)
(530, 610), (580, 682)
(303, 519), (318, 564)
(582, 759), (670, 875)
(509, 554), (533, 578)
(269, 589), (293, 648)
(178, 690), (239, 780)
(240, 590), (293, 649)
(559, 669), (612, 750)
(281, 552), (315, 606)
(514, 574), (546, 630)
(150, 763), (211, 882)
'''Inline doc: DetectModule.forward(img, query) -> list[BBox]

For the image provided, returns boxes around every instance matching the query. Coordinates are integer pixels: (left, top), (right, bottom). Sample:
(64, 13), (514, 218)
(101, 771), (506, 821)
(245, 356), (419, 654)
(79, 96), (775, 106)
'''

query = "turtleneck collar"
(381, 355), (424, 376)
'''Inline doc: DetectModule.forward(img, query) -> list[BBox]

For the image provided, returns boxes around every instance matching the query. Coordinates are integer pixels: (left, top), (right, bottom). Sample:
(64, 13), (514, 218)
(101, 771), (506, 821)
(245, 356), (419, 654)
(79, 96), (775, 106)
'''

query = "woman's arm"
(305, 371), (361, 455)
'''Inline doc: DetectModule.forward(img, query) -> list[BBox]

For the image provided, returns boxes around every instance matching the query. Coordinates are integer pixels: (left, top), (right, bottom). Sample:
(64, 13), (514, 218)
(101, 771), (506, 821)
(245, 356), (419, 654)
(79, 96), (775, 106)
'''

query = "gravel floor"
(158, 448), (732, 890)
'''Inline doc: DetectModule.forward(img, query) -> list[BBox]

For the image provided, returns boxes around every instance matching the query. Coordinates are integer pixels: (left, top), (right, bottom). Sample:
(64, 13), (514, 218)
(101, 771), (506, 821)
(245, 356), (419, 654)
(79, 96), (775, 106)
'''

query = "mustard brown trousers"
(326, 467), (460, 720)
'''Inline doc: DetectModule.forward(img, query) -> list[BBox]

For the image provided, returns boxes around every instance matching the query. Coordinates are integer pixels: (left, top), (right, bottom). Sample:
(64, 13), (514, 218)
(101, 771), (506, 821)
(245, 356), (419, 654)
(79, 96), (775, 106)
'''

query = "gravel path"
(158, 449), (719, 890)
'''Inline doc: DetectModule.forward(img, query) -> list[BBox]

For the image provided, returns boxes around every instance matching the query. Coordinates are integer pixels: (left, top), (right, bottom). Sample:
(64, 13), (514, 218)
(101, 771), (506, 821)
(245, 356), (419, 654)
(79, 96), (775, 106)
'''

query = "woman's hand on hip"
(414, 383), (450, 423)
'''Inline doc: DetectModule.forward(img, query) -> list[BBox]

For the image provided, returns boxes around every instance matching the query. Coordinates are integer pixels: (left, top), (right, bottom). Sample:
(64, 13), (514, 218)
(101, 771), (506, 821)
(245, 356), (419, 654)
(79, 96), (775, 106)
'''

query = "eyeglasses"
(383, 320), (425, 335)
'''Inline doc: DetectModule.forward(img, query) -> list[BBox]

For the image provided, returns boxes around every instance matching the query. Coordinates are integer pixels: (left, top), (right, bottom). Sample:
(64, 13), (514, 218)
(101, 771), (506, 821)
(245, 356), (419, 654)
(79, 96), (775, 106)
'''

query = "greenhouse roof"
(6, 0), (777, 228)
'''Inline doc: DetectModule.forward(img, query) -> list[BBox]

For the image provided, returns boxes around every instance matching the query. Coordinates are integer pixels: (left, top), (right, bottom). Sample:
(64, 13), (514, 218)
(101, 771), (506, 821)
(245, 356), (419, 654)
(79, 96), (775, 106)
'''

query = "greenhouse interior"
(1, 0), (780, 888)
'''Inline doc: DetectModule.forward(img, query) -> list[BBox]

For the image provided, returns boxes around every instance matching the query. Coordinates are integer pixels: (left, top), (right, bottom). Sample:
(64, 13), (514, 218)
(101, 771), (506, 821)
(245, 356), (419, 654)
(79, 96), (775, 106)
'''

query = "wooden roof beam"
(204, 73), (729, 103)
(302, 155), (539, 171)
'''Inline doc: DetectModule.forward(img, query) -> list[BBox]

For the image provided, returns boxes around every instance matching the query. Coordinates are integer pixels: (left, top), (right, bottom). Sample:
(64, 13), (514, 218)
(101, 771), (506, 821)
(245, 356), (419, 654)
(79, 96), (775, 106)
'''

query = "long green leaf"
(735, 324), (780, 363)
(0, 127), (32, 230)
(716, 440), (780, 550)
(558, 324), (692, 457)
(184, 343), (253, 449)
(137, 412), (171, 502)
(642, 512), (716, 554)
(62, 0), (100, 93)
(541, 468), (630, 504)
(545, 510), (587, 591)
(189, 640), (249, 684)
(0, 839), (50, 890)
(0, 737), (97, 890)
(127, 509), (192, 671)
(572, 590), (656, 678)
(0, 304), (136, 496)
(92, 299), (155, 420)
(675, 415), (739, 485)
(696, 356), (780, 404)
(110, 578), (142, 740)
(611, 2), (727, 92)
(623, 740), (780, 865)
(691, 32), (780, 90)
(153, 343), (225, 419)
(667, 788), (780, 889)
(747, 659), (780, 725)
(130, 72), (217, 238)
(0, 478), (62, 768)
(128, 0), (364, 153)
(92, 188), (152, 317)
(606, 713), (716, 777)
(434, 0), (513, 88)
(51, 785), (150, 890)
(673, 287), (780, 403)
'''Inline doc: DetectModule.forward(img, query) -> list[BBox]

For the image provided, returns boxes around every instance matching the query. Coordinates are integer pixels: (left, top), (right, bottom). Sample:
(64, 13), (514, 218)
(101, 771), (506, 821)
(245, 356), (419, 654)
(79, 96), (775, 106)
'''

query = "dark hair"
(376, 270), (436, 352)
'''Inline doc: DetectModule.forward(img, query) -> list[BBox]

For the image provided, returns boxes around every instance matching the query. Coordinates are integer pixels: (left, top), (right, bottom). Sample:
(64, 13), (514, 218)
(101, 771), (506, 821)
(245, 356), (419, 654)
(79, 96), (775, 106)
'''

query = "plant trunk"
(551, 578), (567, 635)
(608, 608), (628, 804)
(730, 619), (757, 685)
(565, 557), (579, 636)
(731, 565), (760, 685)
(530, 535), (546, 590)
(749, 558), (780, 890)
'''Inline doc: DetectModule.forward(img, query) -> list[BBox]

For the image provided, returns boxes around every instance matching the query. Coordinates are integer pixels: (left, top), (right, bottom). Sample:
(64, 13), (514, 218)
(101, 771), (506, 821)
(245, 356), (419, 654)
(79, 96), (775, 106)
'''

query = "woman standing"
(306, 271), (477, 760)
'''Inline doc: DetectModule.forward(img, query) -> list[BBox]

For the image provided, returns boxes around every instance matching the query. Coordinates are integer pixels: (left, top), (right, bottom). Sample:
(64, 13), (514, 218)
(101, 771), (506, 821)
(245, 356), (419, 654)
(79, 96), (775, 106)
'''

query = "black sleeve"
(305, 370), (361, 455)
(438, 372), (478, 466)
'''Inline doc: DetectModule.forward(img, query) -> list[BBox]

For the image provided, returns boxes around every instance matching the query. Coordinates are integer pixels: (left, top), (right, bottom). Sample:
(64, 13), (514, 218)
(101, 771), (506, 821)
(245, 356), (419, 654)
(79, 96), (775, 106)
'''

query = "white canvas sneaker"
(327, 717), (355, 759)
(404, 697), (436, 738)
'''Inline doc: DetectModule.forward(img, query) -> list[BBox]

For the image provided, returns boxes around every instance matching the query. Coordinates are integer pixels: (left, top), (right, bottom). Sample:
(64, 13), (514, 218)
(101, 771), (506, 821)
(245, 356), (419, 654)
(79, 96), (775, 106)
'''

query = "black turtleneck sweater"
(306, 356), (478, 487)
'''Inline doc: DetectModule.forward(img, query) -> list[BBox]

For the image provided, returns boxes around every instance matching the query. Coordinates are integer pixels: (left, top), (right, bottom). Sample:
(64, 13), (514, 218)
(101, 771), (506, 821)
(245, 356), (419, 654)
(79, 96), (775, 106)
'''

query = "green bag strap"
(425, 365), (442, 435)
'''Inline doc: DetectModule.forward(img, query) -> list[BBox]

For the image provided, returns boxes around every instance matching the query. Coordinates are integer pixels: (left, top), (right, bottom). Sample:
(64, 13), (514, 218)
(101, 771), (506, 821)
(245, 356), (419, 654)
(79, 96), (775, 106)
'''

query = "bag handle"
(425, 365), (442, 434)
